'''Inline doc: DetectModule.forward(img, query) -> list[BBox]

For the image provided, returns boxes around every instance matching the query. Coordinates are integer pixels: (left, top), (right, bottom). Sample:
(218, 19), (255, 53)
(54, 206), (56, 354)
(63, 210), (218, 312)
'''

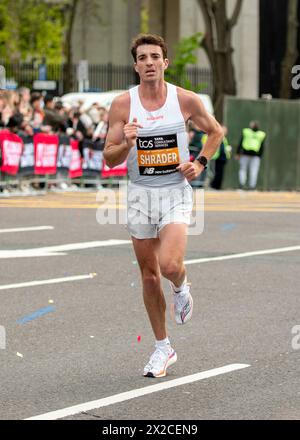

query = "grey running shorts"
(127, 182), (193, 239)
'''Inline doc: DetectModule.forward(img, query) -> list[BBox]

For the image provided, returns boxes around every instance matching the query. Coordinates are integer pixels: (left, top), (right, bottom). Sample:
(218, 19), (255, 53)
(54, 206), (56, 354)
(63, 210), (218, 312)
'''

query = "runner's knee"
(141, 271), (160, 290)
(160, 261), (182, 280)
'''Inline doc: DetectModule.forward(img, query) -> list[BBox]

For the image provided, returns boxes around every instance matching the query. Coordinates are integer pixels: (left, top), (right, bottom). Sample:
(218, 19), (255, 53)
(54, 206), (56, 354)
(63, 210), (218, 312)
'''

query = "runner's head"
(131, 34), (169, 83)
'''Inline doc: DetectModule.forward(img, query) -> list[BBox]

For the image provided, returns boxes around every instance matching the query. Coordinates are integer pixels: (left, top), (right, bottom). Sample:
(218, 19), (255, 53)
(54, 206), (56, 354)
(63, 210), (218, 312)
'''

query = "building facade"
(72, 0), (260, 98)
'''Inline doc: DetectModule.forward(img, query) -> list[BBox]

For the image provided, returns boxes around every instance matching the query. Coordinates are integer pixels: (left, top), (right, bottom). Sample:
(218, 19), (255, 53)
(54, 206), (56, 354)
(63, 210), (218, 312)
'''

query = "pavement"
(0, 189), (300, 420)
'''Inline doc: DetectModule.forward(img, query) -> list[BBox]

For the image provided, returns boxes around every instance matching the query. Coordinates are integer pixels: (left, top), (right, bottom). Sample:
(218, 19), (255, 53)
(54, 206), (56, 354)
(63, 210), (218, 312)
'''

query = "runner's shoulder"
(110, 92), (130, 110)
(175, 86), (203, 119)
(176, 86), (199, 105)
(109, 92), (130, 121)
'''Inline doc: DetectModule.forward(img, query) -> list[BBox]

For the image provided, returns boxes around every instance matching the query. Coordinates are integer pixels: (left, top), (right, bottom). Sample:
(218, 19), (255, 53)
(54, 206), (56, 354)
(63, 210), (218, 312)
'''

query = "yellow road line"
(1, 191), (300, 212)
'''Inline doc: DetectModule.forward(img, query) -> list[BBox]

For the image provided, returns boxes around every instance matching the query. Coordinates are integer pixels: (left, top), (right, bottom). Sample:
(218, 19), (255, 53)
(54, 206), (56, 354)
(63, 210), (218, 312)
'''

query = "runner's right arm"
(104, 95), (142, 168)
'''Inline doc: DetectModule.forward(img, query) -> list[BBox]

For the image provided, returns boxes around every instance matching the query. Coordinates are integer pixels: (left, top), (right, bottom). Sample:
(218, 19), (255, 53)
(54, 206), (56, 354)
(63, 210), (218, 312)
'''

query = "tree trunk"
(198, 0), (243, 121)
(63, 0), (78, 93)
(140, 0), (150, 33)
(280, 0), (299, 99)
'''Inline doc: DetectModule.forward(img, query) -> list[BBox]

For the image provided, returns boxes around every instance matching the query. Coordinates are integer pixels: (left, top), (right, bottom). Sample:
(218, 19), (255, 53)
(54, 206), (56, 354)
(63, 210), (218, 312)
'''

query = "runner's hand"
(124, 118), (143, 149)
(176, 162), (204, 182)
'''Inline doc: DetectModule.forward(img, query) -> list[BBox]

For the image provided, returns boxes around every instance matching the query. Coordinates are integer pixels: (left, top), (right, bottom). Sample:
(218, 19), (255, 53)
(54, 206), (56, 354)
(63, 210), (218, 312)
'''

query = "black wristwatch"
(196, 155), (208, 169)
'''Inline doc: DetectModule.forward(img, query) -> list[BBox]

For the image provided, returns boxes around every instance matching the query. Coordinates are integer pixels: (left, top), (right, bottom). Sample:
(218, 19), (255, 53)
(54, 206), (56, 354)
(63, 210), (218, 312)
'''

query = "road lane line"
(184, 245), (300, 265)
(0, 239), (131, 259)
(25, 363), (250, 420)
(0, 226), (54, 233)
(0, 274), (96, 291)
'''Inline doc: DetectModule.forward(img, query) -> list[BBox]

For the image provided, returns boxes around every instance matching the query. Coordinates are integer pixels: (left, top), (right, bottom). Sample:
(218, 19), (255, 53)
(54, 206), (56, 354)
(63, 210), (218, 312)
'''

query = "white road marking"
(0, 274), (96, 291)
(0, 226), (54, 234)
(0, 239), (131, 259)
(0, 251), (67, 258)
(184, 245), (300, 265)
(25, 363), (250, 420)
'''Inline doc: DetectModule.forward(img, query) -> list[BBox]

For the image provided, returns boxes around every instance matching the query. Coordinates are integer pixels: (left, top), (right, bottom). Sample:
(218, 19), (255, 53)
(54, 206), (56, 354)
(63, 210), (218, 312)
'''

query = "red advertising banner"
(101, 160), (127, 178)
(0, 131), (24, 175)
(69, 139), (83, 178)
(34, 133), (59, 175)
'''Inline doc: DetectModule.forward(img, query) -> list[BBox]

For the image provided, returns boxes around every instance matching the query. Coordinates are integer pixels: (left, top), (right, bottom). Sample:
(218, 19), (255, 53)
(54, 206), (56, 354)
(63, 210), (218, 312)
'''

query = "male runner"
(104, 34), (223, 378)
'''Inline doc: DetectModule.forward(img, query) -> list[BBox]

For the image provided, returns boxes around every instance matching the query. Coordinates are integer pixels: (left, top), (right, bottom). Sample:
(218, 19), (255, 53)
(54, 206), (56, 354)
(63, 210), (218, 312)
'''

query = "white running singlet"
(127, 82), (190, 187)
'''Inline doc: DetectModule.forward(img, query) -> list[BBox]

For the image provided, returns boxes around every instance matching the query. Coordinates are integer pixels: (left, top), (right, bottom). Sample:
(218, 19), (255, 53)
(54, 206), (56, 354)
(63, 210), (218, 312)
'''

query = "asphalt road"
(0, 190), (300, 420)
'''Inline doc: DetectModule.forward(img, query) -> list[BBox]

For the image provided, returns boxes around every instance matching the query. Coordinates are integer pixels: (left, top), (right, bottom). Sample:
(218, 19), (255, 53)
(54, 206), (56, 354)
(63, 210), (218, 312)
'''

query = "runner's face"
(134, 45), (169, 82)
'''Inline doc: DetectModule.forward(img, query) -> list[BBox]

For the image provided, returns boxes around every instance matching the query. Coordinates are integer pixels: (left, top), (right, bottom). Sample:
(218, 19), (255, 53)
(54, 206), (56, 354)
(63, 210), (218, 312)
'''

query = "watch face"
(199, 156), (207, 166)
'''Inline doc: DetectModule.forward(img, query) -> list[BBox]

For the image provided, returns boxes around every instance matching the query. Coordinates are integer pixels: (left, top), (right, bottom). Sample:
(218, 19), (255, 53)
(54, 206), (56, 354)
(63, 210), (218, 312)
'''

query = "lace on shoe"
(146, 348), (168, 370)
(171, 282), (193, 324)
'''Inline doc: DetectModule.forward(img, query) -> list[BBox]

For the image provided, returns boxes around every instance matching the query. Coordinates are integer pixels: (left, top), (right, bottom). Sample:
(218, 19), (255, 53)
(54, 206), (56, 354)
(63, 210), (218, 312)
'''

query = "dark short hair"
(131, 34), (168, 62)
(30, 92), (41, 105)
(55, 101), (63, 110)
(7, 113), (23, 128)
(44, 95), (54, 105)
(250, 120), (259, 129)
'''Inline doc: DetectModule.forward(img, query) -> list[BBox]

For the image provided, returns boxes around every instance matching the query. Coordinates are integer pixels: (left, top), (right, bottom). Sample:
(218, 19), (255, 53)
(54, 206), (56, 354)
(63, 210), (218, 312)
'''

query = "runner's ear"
(163, 59), (169, 70)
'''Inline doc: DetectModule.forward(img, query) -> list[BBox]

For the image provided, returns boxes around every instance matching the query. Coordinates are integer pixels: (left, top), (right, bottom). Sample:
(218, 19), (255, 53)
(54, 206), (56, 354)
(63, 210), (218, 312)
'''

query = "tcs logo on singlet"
(137, 139), (154, 149)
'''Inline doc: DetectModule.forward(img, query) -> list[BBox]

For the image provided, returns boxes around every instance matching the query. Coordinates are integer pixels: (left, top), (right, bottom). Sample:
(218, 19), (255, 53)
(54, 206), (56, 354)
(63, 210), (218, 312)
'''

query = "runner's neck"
(138, 81), (168, 112)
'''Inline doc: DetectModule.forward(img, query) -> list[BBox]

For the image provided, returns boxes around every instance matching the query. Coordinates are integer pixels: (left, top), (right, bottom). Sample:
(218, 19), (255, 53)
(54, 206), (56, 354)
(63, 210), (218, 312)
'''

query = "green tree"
(0, 0), (64, 62)
(0, 0), (103, 92)
(165, 33), (205, 92)
(140, 0), (150, 33)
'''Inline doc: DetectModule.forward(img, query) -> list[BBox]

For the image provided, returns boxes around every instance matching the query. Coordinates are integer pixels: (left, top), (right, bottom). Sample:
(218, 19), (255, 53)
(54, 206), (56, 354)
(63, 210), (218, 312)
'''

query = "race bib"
(137, 134), (179, 176)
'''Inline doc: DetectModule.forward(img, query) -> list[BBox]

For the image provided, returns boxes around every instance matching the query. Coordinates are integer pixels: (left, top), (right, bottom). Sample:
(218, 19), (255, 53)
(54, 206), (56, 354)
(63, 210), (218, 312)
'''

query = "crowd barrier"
(0, 130), (127, 193)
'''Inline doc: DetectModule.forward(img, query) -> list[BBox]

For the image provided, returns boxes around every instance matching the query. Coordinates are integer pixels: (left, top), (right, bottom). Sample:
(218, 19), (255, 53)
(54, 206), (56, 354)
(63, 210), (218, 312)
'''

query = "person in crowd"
(209, 125), (232, 190)
(18, 87), (31, 117)
(0, 91), (13, 126)
(236, 120), (266, 190)
(188, 123), (208, 188)
(43, 95), (67, 132)
(30, 93), (44, 131)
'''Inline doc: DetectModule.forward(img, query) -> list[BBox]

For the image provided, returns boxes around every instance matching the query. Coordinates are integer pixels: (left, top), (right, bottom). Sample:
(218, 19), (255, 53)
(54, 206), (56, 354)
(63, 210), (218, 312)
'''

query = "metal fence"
(0, 61), (213, 96)
(223, 97), (300, 190)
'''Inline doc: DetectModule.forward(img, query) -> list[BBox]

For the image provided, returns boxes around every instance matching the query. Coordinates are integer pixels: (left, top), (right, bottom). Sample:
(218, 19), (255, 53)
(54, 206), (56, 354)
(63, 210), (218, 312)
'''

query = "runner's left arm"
(177, 90), (223, 181)
(187, 92), (223, 162)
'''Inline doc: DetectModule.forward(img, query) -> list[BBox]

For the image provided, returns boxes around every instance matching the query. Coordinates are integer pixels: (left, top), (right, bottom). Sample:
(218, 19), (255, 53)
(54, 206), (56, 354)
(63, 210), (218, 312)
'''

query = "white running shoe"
(170, 283), (193, 325)
(143, 347), (177, 378)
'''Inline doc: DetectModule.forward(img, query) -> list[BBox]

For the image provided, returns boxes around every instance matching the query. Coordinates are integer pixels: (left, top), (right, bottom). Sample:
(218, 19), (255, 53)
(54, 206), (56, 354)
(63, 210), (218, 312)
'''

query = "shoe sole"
(170, 294), (193, 325)
(143, 351), (177, 378)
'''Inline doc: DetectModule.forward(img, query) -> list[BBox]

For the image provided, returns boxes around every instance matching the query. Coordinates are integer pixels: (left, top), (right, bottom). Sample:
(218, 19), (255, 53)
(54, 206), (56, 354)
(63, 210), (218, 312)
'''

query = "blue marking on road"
(17, 306), (56, 324)
(221, 223), (237, 232)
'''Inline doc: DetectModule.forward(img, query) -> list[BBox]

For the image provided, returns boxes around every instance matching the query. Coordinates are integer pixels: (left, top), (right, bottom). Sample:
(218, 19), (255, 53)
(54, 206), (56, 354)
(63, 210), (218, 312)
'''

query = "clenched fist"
(176, 161), (204, 182)
(124, 117), (143, 149)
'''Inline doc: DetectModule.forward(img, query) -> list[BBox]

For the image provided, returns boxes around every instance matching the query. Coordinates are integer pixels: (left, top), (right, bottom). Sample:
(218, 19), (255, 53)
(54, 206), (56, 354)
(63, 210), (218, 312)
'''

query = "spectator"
(210, 125), (232, 190)
(18, 87), (31, 117)
(188, 123), (207, 188)
(0, 91), (13, 126)
(30, 93), (44, 131)
(6, 113), (23, 133)
(43, 95), (67, 132)
(236, 121), (266, 190)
